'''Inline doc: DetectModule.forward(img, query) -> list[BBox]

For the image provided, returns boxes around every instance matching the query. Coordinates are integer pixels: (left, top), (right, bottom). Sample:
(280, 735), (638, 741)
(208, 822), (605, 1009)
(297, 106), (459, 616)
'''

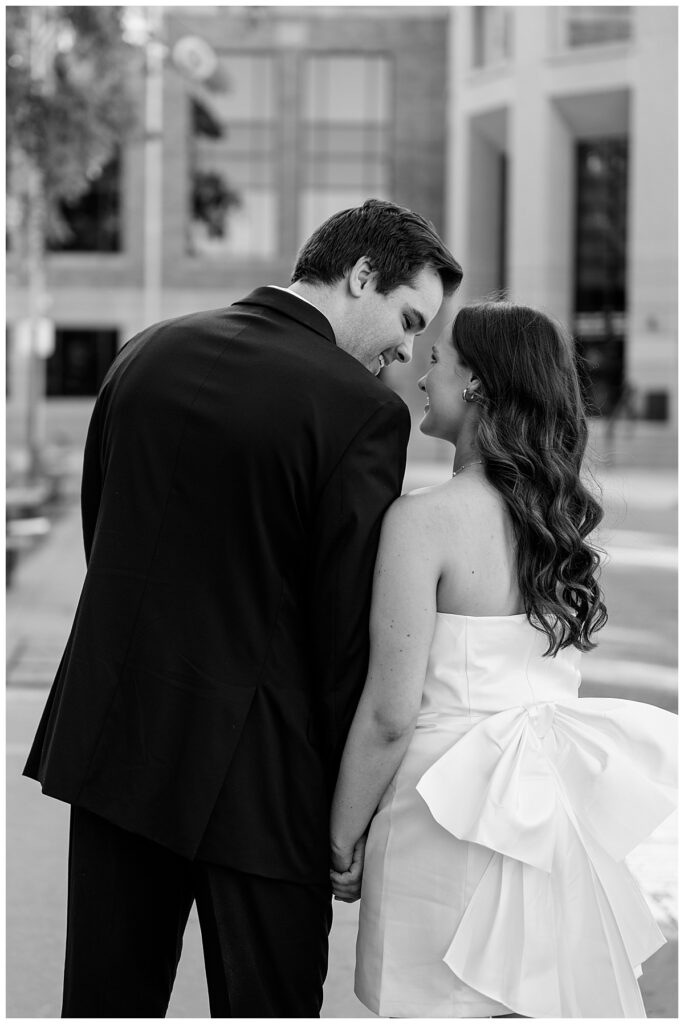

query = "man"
(24, 199), (462, 1017)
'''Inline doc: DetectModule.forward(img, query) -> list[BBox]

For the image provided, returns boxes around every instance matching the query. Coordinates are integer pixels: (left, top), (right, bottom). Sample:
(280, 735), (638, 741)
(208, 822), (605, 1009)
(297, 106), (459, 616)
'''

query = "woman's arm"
(330, 492), (440, 874)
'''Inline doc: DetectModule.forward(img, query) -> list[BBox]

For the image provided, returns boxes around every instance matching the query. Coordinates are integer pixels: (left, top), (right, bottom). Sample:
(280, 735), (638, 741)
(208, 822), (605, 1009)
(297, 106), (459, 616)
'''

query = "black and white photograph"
(6, 5), (677, 1018)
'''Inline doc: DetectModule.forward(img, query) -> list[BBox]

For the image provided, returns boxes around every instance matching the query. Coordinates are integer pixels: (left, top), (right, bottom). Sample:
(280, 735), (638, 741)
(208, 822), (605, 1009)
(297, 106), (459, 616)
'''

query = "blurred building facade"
(448, 6), (677, 462)
(6, 6), (678, 465)
(7, 5), (451, 457)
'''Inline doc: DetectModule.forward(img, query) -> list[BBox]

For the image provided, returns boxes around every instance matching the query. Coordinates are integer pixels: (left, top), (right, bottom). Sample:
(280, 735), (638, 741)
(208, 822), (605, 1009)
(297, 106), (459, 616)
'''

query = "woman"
(329, 302), (676, 1018)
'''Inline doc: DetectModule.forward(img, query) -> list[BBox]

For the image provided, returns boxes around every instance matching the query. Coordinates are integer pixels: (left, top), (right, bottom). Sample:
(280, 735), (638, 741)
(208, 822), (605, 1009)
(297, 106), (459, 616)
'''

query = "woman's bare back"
(407, 474), (523, 617)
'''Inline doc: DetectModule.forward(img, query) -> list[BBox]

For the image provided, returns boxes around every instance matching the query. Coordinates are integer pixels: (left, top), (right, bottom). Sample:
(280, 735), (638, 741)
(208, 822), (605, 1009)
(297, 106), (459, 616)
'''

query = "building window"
(46, 328), (119, 397)
(573, 138), (628, 416)
(561, 7), (632, 49)
(189, 54), (277, 258)
(47, 156), (122, 253)
(472, 8), (512, 69)
(299, 55), (392, 242)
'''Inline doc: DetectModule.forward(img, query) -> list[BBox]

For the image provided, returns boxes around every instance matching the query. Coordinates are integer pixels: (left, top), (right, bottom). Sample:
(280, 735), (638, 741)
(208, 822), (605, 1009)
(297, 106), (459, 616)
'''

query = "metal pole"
(143, 6), (165, 328)
(24, 6), (53, 482)
(25, 165), (46, 481)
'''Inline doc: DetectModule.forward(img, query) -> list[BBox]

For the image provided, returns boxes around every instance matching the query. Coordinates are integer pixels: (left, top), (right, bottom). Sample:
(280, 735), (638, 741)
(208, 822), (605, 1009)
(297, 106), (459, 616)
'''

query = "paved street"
(6, 458), (677, 1018)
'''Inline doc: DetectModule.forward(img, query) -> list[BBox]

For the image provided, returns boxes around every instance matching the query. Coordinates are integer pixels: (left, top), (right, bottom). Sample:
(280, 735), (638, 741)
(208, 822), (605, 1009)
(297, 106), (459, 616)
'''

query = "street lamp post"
(23, 6), (57, 482)
(143, 6), (165, 328)
(125, 6), (226, 331)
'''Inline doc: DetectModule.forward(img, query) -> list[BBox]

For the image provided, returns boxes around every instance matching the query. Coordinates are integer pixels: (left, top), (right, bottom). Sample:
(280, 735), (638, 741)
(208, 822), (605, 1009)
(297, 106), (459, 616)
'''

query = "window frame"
(46, 153), (124, 255)
(46, 326), (120, 398)
(295, 50), (396, 246)
(187, 50), (281, 261)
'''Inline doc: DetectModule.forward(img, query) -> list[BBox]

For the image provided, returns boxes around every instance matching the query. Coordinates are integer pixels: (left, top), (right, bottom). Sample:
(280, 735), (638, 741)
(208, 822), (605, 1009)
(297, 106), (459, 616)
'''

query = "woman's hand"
(330, 834), (367, 903)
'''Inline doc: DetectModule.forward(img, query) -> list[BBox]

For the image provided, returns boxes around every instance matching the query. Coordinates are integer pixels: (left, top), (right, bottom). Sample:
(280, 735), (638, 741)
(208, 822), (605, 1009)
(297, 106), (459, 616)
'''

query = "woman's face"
(418, 331), (476, 442)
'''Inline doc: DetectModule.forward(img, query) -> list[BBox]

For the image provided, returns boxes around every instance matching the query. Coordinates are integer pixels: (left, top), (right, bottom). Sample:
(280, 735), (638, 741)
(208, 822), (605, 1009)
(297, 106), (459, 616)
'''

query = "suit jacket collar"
(233, 287), (337, 347)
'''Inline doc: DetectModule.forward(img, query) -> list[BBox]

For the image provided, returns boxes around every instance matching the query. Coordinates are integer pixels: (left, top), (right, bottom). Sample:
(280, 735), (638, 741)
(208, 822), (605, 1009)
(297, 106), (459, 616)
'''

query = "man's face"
(337, 266), (445, 375)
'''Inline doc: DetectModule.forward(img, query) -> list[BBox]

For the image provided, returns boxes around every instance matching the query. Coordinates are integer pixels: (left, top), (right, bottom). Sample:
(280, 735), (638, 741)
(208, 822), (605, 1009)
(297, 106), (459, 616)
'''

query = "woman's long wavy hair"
(453, 302), (607, 655)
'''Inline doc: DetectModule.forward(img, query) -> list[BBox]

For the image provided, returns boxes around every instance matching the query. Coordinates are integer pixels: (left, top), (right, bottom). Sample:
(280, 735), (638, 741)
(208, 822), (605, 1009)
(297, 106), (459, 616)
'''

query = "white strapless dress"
(355, 614), (677, 1018)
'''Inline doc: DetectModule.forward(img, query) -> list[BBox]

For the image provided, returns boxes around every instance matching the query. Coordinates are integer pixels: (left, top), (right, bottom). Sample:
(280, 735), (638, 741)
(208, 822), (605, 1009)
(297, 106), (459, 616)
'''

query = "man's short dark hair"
(291, 198), (463, 297)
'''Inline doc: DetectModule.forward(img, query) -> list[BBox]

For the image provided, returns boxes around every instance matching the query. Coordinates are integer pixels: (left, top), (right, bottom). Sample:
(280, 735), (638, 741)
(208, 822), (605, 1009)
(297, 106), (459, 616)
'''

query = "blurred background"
(6, 5), (677, 1018)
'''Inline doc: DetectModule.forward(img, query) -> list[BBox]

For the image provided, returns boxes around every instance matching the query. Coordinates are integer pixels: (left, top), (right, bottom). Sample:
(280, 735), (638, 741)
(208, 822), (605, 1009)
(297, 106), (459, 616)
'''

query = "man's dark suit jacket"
(24, 287), (411, 884)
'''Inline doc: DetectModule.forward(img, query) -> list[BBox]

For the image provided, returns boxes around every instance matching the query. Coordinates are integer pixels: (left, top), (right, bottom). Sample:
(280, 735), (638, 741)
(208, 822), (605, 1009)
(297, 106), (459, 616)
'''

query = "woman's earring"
(462, 387), (477, 404)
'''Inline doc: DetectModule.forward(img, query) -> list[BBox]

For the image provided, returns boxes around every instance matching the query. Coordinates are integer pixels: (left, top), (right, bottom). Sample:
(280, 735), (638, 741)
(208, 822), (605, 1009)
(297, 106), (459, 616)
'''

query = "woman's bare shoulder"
(386, 481), (454, 526)
(402, 475), (500, 514)
(387, 476), (509, 551)
(376, 486), (452, 563)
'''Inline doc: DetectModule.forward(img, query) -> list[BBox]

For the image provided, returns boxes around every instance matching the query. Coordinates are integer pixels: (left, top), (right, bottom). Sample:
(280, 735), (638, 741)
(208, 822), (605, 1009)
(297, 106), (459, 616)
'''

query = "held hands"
(330, 833), (367, 903)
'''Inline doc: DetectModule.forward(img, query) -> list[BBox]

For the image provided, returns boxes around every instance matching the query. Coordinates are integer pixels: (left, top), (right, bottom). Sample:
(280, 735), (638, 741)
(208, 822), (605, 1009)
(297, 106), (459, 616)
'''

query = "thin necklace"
(452, 459), (484, 477)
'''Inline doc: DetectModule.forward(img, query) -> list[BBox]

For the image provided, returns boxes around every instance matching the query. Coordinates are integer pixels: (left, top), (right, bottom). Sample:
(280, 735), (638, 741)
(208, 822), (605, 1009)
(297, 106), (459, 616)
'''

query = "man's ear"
(348, 256), (375, 297)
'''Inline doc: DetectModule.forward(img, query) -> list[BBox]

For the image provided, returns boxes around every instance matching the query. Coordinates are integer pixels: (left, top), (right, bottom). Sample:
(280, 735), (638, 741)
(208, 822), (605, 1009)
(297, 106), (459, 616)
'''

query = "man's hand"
(330, 834), (367, 903)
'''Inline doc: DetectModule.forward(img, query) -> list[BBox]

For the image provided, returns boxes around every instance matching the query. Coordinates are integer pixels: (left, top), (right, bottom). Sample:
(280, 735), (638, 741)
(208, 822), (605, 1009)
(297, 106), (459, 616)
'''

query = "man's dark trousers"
(62, 807), (333, 1018)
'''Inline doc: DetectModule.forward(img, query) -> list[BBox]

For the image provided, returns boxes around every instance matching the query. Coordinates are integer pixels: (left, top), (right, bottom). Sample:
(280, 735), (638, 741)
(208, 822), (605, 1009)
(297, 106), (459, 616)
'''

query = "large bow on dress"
(416, 698), (678, 1018)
